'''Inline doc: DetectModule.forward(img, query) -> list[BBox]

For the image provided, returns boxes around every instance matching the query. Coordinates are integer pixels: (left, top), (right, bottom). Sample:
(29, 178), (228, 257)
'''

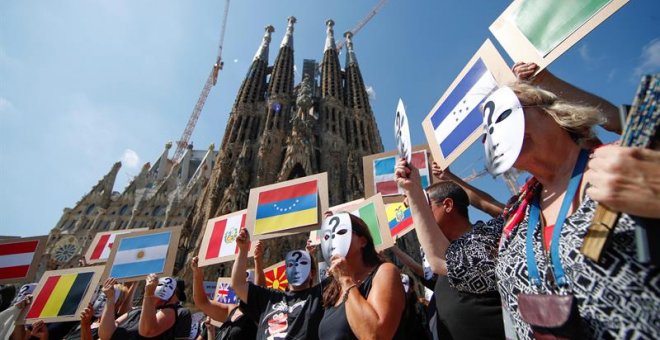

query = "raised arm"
(231, 229), (250, 303)
(138, 274), (175, 338)
(395, 159), (450, 275)
(389, 245), (424, 278)
(79, 304), (94, 340)
(331, 260), (405, 339)
(98, 278), (119, 340)
(513, 61), (621, 133)
(253, 240), (266, 287)
(191, 256), (232, 322)
(432, 162), (504, 217)
(117, 281), (137, 316)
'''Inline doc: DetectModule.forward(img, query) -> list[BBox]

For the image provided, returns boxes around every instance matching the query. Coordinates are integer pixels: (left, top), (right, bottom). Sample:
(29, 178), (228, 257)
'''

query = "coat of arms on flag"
(0, 236), (48, 284)
(214, 278), (238, 305)
(198, 210), (248, 266)
(84, 228), (148, 264)
(386, 202), (414, 237)
(344, 194), (394, 252)
(422, 40), (514, 170)
(264, 261), (288, 292)
(21, 266), (104, 324)
(245, 173), (329, 241)
(363, 146), (433, 203)
(102, 227), (182, 281)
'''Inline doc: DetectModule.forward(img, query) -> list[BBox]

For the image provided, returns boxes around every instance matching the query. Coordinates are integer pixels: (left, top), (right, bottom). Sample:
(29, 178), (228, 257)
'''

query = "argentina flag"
(110, 231), (171, 279)
(429, 58), (497, 160)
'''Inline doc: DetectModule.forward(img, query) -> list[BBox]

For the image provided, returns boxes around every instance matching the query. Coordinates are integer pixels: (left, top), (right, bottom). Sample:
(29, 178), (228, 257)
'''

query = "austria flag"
(0, 239), (41, 281)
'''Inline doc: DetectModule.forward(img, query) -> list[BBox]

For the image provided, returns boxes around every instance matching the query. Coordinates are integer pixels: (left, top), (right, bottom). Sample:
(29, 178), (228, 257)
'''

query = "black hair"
(426, 181), (470, 219)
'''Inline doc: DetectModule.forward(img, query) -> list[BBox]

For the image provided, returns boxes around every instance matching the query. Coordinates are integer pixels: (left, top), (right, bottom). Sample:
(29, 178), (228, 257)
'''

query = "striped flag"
(25, 271), (94, 319)
(109, 231), (171, 279)
(429, 58), (497, 159)
(351, 203), (384, 248)
(199, 211), (246, 266)
(254, 180), (318, 235)
(264, 261), (288, 291)
(386, 202), (413, 237)
(85, 229), (147, 264)
(373, 150), (430, 196)
(0, 237), (46, 283)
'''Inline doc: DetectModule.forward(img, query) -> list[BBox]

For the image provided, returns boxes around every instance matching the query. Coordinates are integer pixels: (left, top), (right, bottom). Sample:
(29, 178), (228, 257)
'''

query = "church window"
(119, 205), (129, 216)
(152, 206), (164, 217)
(85, 204), (96, 215)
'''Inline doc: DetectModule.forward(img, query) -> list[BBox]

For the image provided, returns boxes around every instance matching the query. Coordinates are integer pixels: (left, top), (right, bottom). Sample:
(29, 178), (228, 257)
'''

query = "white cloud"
(366, 85), (376, 100)
(578, 44), (593, 63)
(121, 149), (140, 168)
(634, 38), (660, 76)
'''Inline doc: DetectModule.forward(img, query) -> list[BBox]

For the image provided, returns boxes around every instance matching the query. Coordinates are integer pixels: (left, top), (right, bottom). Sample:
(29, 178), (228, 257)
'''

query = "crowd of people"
(1, 63), (658, 339)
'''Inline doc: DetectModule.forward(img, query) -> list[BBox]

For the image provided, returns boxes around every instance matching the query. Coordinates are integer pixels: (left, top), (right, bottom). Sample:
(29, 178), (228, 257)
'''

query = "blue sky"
(1, 0), (658, 237)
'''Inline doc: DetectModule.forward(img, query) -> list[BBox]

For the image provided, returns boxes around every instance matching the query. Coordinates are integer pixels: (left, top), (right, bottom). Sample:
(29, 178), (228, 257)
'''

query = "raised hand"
(431, 161), (457, 181)
(236, 228), (250, 252)
(145, 274), (159, 297)
(191, 256), (203, 276)
(394, 158), (422, 192)
(254, 240), (264, 261)
(80, 304), (94, 326)
(30, 320), (49, 340)
(101, 278), (117, 301)
(512, 61), (539, 80)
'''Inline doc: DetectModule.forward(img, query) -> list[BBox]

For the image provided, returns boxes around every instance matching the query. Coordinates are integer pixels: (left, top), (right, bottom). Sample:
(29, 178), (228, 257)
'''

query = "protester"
(191, 255), (257, 340)
(98, 275), (191, 339)
(62, 282), (131, 340)
(395, 175), (505, 339)
(398, 81), (660, 338)
(231, 229), (324, 340)
(317, 213), (406, 339)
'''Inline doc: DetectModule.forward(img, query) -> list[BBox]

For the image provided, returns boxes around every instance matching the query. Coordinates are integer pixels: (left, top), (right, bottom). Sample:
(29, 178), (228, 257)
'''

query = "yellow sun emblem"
(136, 250), (145, 259)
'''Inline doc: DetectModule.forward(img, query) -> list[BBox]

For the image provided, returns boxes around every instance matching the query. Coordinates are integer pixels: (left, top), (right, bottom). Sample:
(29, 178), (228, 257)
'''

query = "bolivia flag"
(0, 240), (39, 280)
(386, 202), (413, 237)
(205, 213), (246, 260)
(254, 180), (318, 235)
(26, 271), (94, 318)
(351, 203), (383, 248)
(109, 231), (171, 279)
(264, 261), (288, 291)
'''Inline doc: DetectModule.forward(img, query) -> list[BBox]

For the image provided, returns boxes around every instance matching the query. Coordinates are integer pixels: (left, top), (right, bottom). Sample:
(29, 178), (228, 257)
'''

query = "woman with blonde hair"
(398, 81), (659, 339)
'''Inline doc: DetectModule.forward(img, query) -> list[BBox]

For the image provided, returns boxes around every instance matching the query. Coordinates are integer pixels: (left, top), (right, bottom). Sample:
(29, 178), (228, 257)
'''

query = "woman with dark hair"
(317, 213), (406, 339)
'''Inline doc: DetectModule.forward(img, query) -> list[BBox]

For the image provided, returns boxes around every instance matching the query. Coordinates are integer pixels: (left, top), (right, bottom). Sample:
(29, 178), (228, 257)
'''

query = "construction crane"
(336, 0), (387, 52)
(172, 0), (231, 163)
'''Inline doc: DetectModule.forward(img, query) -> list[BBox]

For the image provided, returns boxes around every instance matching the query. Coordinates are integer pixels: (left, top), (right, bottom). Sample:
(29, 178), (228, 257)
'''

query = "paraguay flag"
(254, 180), (318, 235)
(430, 58), (497, 158)
(373, 150), (430, 196)
(386, 202), (413, 237)
(215, 282), (238, 304)
(26, 271), (94, 319)
(0, 239), (40, 281)
(109, 231), (171, 279)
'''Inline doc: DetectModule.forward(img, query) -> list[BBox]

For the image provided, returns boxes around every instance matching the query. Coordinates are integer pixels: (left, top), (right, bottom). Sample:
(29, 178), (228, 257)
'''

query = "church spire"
(280, 16), (296, 48)
(320, 19), (342, 100)
(253, 25), (274, 61)
(344, 31), (358, 66)
(324, 19), (337, 52)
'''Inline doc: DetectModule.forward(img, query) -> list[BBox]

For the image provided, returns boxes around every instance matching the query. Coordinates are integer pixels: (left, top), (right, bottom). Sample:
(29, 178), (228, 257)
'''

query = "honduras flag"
(110, 231), (171, 279)
(430, 58), (497, 158)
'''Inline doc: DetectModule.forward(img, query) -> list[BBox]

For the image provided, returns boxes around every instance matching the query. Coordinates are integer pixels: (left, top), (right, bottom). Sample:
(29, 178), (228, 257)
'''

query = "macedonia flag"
(26, 271), (94, 318)
(264, 261), (288, 292)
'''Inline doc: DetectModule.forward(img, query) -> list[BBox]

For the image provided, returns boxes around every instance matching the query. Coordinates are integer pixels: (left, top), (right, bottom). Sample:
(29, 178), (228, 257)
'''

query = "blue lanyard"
(525, 149), (589, 289)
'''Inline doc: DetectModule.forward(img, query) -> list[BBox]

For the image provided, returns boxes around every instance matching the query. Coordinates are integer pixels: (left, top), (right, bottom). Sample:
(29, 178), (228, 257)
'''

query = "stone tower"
(178, 18), (383, 275)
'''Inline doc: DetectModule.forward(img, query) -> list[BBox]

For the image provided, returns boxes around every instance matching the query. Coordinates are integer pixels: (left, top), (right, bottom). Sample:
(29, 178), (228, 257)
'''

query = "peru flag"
(198, 210), (247, 266)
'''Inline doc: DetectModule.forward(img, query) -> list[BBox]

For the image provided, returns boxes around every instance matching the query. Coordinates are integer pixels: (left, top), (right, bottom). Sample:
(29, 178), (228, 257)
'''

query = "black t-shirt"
(433, 275), (505, 339)
(62, 323), (100, 340)
(110, 304), (182, 340)
(213, 306), (257, 340)
(241, 282), (324, 340)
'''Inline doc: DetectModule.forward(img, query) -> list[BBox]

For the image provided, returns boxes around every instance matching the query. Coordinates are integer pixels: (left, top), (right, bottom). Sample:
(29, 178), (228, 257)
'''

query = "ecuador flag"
(254, 180), (318, 235)
(26, 272), (94, 319)
(386, 202), (413, 237)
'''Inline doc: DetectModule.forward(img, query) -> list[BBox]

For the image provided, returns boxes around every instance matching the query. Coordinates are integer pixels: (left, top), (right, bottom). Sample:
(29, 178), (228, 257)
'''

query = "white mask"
(285, 250), (312, 287)
(92, 287), (120, 317)
(155, 277), (177, 301)
(482, 87), (525, 175)
(12, 283), (36, 305)
(246, 269), (255, 284)
(189, 312), (204, 339)
(401, 274), (410, 293)
(320, 213), (352, 264)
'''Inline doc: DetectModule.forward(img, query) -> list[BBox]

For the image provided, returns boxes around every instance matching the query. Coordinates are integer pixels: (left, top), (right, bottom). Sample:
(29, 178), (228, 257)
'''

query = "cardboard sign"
(84, 229), (148, 264)
(0, 236), (48, 284)
(394, 98), (412, 163)
(198, 210), (247, 266)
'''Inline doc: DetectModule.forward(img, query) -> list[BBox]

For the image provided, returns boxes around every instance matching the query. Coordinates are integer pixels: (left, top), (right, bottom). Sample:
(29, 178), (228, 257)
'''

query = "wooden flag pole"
(581, 75), (659, 262)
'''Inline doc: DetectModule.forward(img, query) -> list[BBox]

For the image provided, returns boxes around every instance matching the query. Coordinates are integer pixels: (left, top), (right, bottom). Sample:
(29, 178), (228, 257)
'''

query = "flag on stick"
(0, 236), (48, 284)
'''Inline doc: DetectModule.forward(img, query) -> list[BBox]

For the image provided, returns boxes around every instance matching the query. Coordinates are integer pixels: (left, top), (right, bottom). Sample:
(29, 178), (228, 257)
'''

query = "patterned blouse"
(445, 218), (504, 294)
(495, 195), (660, 339)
